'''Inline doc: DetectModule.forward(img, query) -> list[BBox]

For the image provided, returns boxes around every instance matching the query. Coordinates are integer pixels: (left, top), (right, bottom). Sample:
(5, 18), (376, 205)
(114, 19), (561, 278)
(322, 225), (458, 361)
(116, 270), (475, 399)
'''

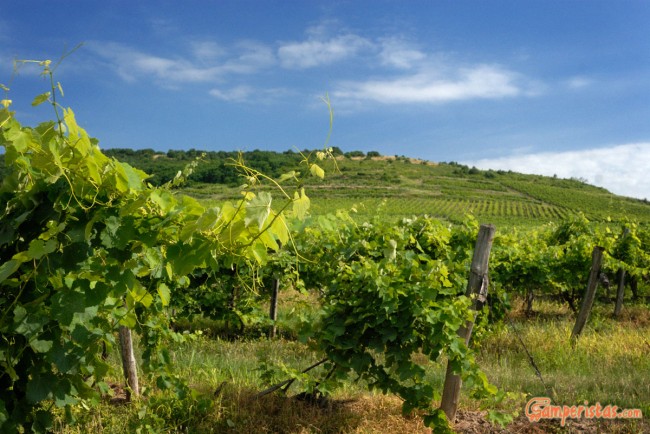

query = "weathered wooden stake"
(613, 227), (629, 317)
(570, 246), (604, 343)
(614, 267), (626, 318)
(269, 277), (280, 338)
(440, 224), (496, 424)
(119, 326), (140, 400)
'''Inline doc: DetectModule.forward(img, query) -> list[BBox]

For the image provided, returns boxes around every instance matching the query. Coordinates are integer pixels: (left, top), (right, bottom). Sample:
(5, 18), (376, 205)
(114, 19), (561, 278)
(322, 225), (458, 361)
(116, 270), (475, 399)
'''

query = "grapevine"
(0, 59), (321, 432)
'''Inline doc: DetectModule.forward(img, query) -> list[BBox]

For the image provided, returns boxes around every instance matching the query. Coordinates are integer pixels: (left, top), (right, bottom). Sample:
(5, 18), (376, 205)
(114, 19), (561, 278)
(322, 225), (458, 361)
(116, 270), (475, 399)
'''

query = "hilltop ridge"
(2, 147), (648, 225)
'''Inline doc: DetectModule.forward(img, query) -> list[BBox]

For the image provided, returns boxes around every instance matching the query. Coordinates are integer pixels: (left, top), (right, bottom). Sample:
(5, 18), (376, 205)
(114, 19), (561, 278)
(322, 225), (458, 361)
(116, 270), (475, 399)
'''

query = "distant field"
(307, 196), (568, 226)
(181, 156), (650, 226)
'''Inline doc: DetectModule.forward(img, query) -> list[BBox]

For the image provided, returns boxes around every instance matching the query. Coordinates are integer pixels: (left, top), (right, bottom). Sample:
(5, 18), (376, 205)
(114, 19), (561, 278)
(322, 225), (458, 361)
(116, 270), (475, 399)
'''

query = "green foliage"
(170, 157), (650, 226)
(2, 59), (648, 433)
(86, 145), (650, 226)
(500, 175), (650, 221)
(344, 150), (365, 158)
(102, 148), (308, 186)
(0, 61), (317, 432)
(491, 214), (650, 311)
(294, 214), (502, 428)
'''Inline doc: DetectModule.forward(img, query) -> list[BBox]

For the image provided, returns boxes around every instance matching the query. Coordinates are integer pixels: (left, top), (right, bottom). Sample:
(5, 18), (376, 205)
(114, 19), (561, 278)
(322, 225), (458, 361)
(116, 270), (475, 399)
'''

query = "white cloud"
(85, 24), (539, 109)
(209, 85), (289, 103)
(379, 38), (426, 69)
(566, 76), (594, 89)
(209, 85), (254, 102)
(88, 42), (219, 83)
(222, 41), (275, 74)
(87, 40), (275, 84)
(333, 64), (525, 104)
(466, 143), (650, 200)
(278, 24), (371, 69)
(190, 41), (226, 62)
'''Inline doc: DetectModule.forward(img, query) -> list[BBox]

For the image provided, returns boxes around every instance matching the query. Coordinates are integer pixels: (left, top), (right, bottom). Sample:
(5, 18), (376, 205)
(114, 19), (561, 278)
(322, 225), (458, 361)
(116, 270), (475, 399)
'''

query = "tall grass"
(54, 298), (649, 433)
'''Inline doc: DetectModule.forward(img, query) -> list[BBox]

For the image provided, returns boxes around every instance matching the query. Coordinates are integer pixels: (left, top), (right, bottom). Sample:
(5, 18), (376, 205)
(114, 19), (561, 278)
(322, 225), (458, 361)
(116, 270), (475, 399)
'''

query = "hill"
(126, 149), (650, 225)
(301, 157), (650, 225)
(2, 148), (648, 225)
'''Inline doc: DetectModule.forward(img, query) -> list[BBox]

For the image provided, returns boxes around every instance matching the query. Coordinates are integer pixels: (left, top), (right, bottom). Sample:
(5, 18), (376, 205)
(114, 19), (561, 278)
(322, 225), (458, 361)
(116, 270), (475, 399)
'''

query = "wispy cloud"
(466, 143), (650, 200)
(224, 41), (275, 74)
(208, 85), (254, 102)
(87, 40), (275, 85)
(333, 64), (527, 105)
(565, 76), (594, 89)
(88, 42), (219, 83)
(209, 85), (290, 103)
(278, 23), (372, 69)
(84, 22), (542, 108)
(190, 41), (226, 63)
(378, 37), (426, 69)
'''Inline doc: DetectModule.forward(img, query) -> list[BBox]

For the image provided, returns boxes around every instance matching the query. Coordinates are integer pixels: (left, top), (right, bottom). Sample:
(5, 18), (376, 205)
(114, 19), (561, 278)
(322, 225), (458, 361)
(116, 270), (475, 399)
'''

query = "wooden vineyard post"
(571, 246), (605, 343)
(613, 228), (629, 318)
(119, 326), (140, 400)
(614, 267), (626, 318)
(269, 277), (280, 338)
(269, 241), (281, 339)
(440, 224), (496, 424)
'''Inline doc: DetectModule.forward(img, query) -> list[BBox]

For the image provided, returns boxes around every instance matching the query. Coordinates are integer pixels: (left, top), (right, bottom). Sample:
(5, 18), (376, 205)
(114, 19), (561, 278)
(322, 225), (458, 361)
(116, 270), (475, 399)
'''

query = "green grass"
(53, 296), (650, 433)
(183, 157), (650, 226)
(47, 155), (650, 433)
(477, 301), (650, 412)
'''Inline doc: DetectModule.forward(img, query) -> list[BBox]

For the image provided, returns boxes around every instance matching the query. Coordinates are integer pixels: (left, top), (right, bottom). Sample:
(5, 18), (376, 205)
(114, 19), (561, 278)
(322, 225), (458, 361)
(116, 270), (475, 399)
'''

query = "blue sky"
(2, 1), (650, 199)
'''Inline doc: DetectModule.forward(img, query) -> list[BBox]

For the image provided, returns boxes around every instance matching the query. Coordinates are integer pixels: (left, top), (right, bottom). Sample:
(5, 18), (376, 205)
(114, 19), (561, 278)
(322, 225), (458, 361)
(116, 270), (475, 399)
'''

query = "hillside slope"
(176, 153), (650, 225)
(307, 158), (650, 225)
(3, 149), (647, 225)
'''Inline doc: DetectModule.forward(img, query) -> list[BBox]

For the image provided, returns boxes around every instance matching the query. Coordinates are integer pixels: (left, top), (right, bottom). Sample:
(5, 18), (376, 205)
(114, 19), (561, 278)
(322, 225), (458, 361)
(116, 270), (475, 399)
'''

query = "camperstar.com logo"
(525, 397), (643, 427)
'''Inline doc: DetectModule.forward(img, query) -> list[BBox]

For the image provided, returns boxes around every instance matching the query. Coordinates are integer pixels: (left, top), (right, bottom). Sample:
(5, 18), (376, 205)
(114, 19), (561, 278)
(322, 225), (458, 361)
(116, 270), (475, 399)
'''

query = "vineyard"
(307, 196), (569, 224)
(1, 65), (650, 433)
(157, 156), (650, 226)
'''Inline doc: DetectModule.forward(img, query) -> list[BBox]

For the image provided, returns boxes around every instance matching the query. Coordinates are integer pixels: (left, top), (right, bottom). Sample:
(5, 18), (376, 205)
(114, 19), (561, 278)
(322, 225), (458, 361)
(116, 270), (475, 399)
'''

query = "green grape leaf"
(149, 189), (175, 213)
(128, 283), (153, 308)
(383, 239), (397, 261)
(31, 92), (51, 107)
(257, 227), (279, 251)
(310, 163), (325, 179)
(62, 108), (82, 139)
(249, 242), (269, 264)
(0, 259), (21, 284)
(4, 124), (36, 152)
(33, 410), (54, 434)
(270, 213), (289, 246)
(423, 409), (452, 431)
(14, 308), (48, 339)
(51, 290), (86, 328)
(54, 389), (78, 408)
(119, 312), (137, 329)
(157, 283), (171, 307)
(278, 170), (298, 182)
(27, 239), (58, 260)
(292, 188), (310, 220)
(245, 192), (272, 230)
(194, 207), (221, 232)
(30, 339), (54, 353)
(26, 372), (57, 404)
(115, 162), (147, 193)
